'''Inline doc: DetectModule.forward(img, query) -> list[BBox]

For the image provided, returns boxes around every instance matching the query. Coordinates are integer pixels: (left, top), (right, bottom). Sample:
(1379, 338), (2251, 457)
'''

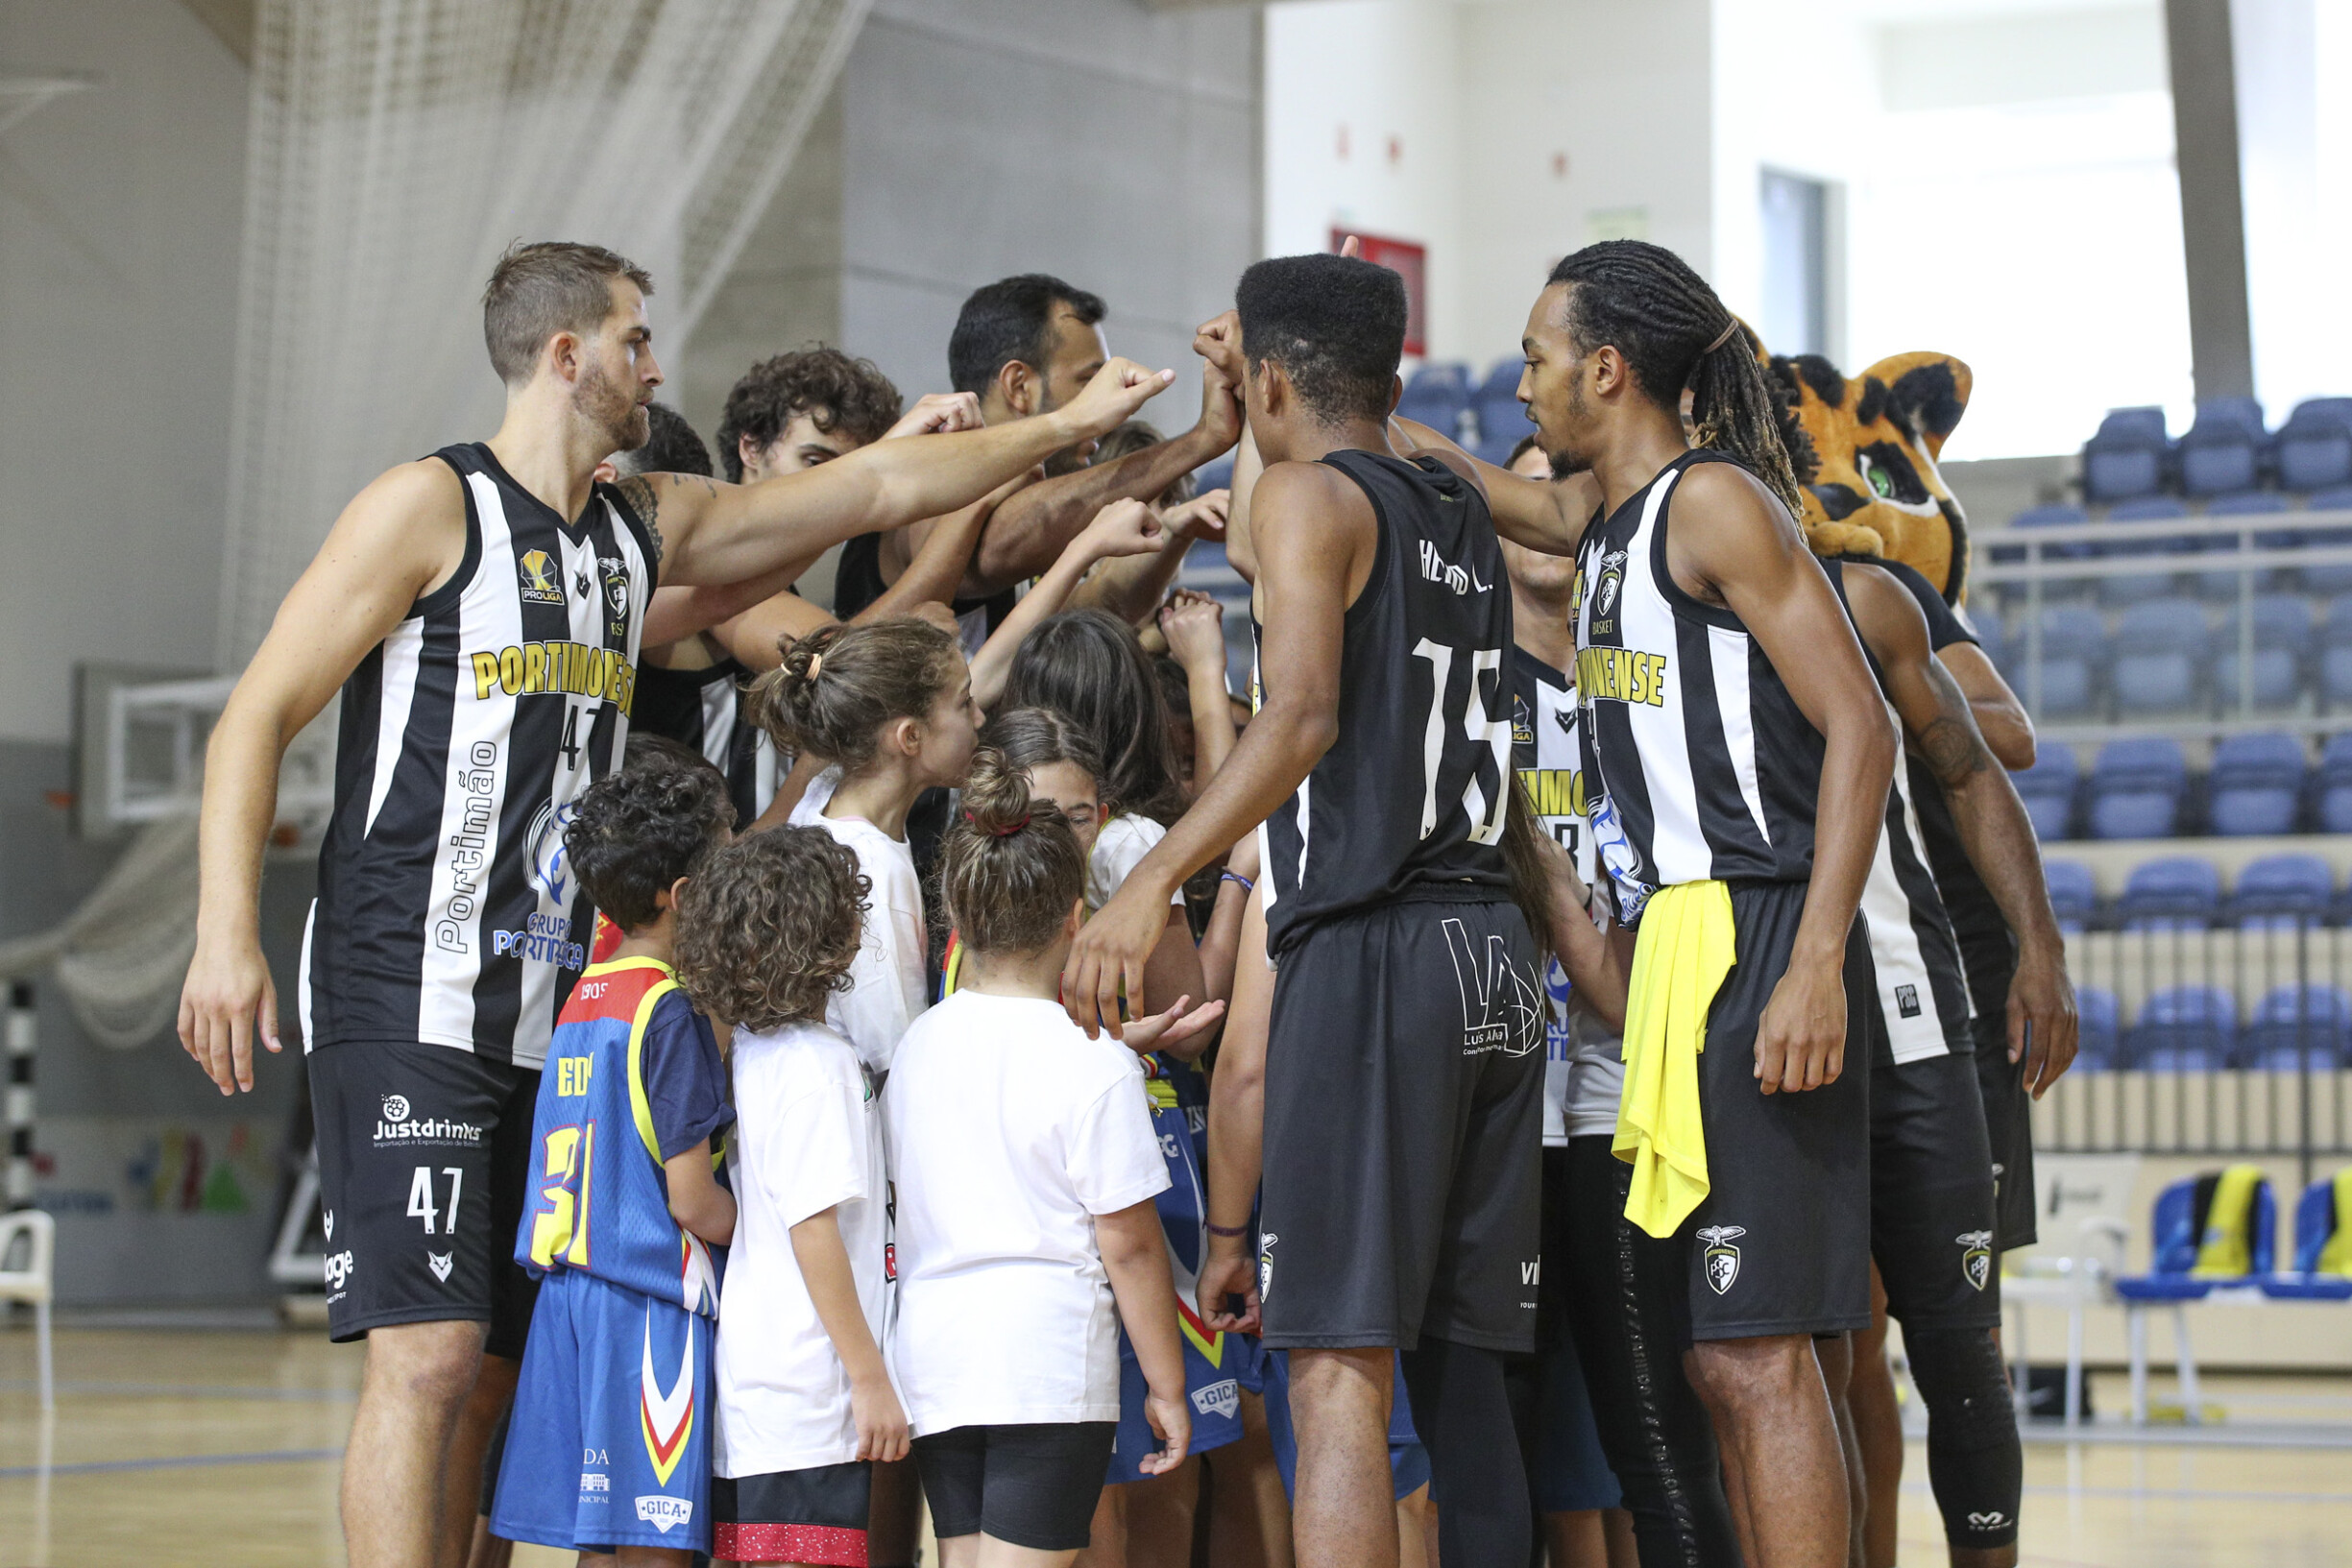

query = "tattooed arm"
(629, 359), (1175, 591)
(1842, 562), (2078, 1095)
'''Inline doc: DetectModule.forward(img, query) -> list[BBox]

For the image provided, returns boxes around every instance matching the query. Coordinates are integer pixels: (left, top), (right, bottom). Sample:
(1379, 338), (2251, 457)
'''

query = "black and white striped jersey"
(1254, 449), (1514, 954)
(300, 443), (658, 1069)
(1824, 559), (1975, 1062)
(634, 655), (778, 828)
(1571, 450), (1825, 923)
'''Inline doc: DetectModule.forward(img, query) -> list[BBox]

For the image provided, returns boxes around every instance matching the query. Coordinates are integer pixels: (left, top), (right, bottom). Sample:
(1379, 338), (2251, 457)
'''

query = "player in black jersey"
(1824, 557), (2076, 1568)
(838, 274), (1245, 643)
(178, 240), (1174, 1568)
(1070, 253), (1621, 1568)
(1394, 241), (1899, 1568)
(1821, 557), (2077, 1566)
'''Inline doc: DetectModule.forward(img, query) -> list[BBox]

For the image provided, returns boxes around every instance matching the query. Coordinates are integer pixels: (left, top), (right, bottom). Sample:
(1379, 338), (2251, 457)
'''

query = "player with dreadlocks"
(1393, 238), (1897, 1568)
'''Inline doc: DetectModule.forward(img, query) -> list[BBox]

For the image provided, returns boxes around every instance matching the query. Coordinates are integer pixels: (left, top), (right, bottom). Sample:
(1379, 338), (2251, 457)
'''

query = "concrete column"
(2166, 0), (2257, 402)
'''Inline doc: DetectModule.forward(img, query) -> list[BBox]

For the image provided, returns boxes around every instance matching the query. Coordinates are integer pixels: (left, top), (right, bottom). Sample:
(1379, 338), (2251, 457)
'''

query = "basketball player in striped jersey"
(176, 240), (1174, 1568)
(1398, 239), (1899, 1568)
(1818, 553), (2076, 1568)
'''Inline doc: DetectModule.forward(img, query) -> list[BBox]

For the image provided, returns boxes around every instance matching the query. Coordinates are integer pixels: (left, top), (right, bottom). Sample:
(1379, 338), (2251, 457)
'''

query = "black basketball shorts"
(1675, 880), (1873, 1341)
(1971, 1003), (2040, 1251)
(1862, 1012), (2002, 1330)
(307, 1040), (540, 1355)
(1258, 895), (1544, 1354)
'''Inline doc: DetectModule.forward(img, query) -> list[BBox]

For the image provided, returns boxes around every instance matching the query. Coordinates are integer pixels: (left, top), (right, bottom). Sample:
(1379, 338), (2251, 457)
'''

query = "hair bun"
(958, 747), (1035, 837)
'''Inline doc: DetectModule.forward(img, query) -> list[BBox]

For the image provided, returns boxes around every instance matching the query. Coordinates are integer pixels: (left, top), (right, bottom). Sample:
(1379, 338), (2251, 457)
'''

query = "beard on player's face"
(578, 353), (650, 452)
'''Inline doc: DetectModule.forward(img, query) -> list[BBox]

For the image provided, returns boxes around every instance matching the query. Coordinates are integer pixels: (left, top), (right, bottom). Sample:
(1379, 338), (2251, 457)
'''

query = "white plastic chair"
(2002, 1214), (2130, 1427)
(0, 1209), (56, 1411)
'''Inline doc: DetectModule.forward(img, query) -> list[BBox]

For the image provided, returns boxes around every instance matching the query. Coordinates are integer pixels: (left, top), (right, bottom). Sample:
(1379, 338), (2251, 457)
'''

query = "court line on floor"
(1903, 1479), (2352, 1505)
(0, 1446), (343, 1480)
(0, 1379), (354, 1401)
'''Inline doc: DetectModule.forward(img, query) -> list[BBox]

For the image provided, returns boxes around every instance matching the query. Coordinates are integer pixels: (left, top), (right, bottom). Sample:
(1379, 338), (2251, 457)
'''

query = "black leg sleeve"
(1402, 1337), (1534, 1568)
(1906, 1324), (2023, 1550)
(1560, 1136), (1744, 1568)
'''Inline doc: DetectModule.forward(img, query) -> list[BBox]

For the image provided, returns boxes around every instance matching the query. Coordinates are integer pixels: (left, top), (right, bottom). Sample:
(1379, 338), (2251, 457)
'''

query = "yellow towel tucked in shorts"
(1613, 879), (1738, 1239)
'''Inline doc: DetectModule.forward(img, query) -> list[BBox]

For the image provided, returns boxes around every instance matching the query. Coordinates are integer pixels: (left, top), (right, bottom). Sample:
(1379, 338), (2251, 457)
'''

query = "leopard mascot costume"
(1763, 345), (1974, 605)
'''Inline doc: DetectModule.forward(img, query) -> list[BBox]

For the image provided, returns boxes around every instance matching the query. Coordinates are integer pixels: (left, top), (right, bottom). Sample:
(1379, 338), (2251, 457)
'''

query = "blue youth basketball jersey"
(517, 956), (726, 1316)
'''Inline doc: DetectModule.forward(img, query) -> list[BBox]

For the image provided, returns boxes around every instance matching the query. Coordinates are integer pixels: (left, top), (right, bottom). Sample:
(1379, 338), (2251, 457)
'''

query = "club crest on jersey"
(1958, 1230), (1994, 1291)
(527, 800), (579, 906)
(518, 548), (566, 606)
(1443, 916), (1542, 1057)
(639, 1312), (696, 1486)
(1699, 1225), (1746, 1294)
(1591, 549), (1628, 624)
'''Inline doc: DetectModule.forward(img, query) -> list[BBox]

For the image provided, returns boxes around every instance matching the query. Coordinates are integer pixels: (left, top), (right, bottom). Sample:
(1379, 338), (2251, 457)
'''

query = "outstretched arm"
(1845, 566), (2076, 1094)
(1675, 463), (1899, 1094)
(968, 499), (1165, 710)
(1061, 462), (1370, 1035)
(1388, 414), (1600, 557)
(637, 358), (1175, 589)
(964, 359), (1242, 593)
(180, 461), (465, 1094)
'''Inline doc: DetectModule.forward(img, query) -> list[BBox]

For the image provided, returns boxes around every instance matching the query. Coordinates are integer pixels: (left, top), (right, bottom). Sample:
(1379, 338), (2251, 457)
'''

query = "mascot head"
(1765, 350), (1974, 604)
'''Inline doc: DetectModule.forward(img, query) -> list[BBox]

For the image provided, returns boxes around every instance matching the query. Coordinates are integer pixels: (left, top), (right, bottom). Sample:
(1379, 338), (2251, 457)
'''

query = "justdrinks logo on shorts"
(373, 1095), (484, 1147)
(1192, 1379), (1241, 1421)
(636, 1496), (693, 1533)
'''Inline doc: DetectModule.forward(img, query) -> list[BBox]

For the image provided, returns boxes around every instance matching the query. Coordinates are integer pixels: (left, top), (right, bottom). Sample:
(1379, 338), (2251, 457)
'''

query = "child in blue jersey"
(490, 762), (739, 1564)
(674, 827), (906, 1568)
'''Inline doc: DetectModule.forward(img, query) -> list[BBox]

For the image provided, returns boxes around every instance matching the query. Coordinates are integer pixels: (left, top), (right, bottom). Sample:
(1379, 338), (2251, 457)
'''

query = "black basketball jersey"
(1254, 449), (1514, 954)
(1875, 559), (2018, 1013)
(301, 443), (658, 1069)
(1823, 558), (1974, 1060)
(833, 532), (1016, 658)
(1572, 449), (1824, 924)
(633, 655), (777, 828)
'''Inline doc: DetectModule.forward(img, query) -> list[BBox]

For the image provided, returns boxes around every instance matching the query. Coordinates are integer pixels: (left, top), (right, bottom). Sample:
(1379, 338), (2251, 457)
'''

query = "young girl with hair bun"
(887, 751), (1224, 1568)
(746, 615), (980, 1077)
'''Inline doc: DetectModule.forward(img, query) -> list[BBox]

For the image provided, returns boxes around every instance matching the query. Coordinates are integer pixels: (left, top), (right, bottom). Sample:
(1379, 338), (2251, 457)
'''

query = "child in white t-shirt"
(674, 825), (907, 1568)
(888, 750), (1225, 1566)
(750, 617), (981, 1077)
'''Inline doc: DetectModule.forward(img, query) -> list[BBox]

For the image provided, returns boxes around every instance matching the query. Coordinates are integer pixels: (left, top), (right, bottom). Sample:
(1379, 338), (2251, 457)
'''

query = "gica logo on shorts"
(373, 1093), (486, 1146)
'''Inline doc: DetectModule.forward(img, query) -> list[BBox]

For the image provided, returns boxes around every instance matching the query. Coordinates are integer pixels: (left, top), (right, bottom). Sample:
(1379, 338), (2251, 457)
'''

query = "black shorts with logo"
(1972, 1007), (2040, 1251)
(307, 1040), (540, 1355)
(1677, 880), (1873, 1341)
(1258, 894), (1544, 1354)
(1863, 1022), (2002, 1330)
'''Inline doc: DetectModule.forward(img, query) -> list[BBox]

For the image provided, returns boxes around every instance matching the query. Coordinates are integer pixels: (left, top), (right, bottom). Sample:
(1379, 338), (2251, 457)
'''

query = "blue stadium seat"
(1996, 501), (2093, 572)
(2274, 398), (2352, 493)
(2195, 491), (2294, 599)
(1968, 611), (2008, 673)
(1396, 363), (1472, 445)
(2212, 593), (2310, 712)
(2116, 1169), (2274, 1300)
(2017, 607), (2104, 718)
(2011, 742), (2080, 840)
(2238, 984), (2352, 1070)
(2227, 851), (2330, 927)
(1468, 360), (1529, 466)
(2303, 485), (2352, 596)
(2177, 398), (2268, 496)
(2111, 597), (2207, 714)
(2089, 737), (2191, 839)
(2208, 733), (2309, 836)
(2074, 985), (2122, 1071)
(2044, 857), (2097, 930)
(2097, 496), (2197, 605)
(2319, 595), (2352, 706)
(2263, 1172), (2352, 1298)
(2317, 734), (2352, 833)
(2082, 406), (2170, 503)
(2116, 854), (2219, 929)
(1191, 454), (1235, 495)
(2124, 984), (2237, 1071)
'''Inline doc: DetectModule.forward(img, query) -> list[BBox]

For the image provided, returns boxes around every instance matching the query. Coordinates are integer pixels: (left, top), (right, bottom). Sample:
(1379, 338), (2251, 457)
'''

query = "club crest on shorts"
(1698, 1225), (1746, 1294)
(1957, 1229), (1994, 1291)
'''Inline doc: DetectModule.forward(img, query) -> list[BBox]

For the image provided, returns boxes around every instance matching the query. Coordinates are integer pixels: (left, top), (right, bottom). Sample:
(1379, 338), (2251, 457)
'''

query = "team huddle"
(180, 235), (2080, 1568)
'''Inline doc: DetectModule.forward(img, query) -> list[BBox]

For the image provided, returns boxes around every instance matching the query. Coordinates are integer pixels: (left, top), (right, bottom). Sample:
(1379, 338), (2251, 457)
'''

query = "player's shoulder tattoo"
(613, 474), (664, 564)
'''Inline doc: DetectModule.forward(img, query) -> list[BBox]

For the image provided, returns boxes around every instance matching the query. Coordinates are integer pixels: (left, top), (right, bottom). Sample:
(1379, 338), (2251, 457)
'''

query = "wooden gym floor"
(2, 1320), (2348, 1567)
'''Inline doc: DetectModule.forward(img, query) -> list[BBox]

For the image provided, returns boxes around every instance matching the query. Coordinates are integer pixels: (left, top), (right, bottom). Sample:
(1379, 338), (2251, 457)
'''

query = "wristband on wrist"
(1206, 1220), (1250, 1239)
(1221, 870), (1253, 893)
